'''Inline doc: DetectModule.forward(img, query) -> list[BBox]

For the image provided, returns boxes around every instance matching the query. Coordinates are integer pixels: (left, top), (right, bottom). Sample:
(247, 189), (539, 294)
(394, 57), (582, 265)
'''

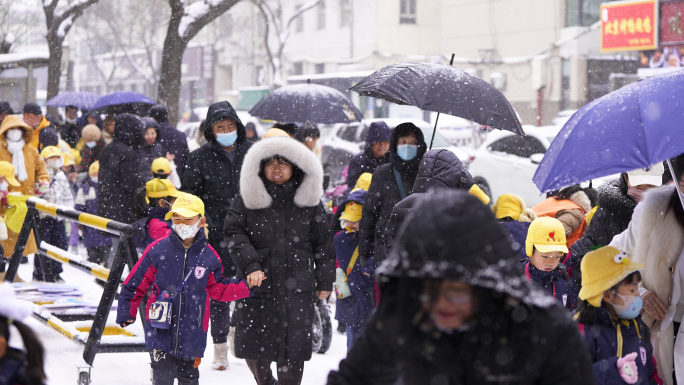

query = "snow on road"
(15, 250), (346, 385)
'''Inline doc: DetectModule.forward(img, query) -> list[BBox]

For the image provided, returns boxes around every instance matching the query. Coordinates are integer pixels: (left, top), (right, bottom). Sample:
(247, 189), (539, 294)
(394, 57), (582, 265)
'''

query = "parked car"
(320, 118), (470, 183)
(468, 125), (613, 207)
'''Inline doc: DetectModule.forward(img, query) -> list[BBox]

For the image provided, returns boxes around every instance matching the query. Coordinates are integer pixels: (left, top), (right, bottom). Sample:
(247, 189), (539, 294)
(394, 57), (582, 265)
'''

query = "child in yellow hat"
(150, 157), (181, 189)
(131, 178), (183, 249)
(75, 161), (113, 269)
(117, 193), (254, 384)
(576, 246), (656, 385)
(333, 188), (375, 351)
(523, 217), (575, 309)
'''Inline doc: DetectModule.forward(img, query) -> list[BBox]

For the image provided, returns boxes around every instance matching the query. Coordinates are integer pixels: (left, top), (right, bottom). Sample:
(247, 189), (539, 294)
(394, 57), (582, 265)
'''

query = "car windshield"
(419, 127), (451, 148)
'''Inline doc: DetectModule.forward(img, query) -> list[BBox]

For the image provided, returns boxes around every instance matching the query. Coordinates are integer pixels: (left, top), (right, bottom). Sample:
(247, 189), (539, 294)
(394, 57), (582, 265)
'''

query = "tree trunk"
(46, 33), (63, 117)
(157, 3), (186, 125)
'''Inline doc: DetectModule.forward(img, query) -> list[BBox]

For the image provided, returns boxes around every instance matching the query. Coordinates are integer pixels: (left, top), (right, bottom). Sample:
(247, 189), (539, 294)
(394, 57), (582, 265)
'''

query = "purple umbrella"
(46, 91), (99, 110)
(91, 92), (156, 115)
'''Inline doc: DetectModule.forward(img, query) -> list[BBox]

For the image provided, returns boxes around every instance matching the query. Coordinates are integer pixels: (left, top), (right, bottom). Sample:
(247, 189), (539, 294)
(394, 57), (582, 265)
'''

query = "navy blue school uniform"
(75, 179), (112, 249)
(522, 259), (575, 310)
(334, 230), (376, 329)
(132, 206), (172, 249)
(501, 221), (530, 260)
(578, 308), (661, 385)
(116, 229), (251, 359)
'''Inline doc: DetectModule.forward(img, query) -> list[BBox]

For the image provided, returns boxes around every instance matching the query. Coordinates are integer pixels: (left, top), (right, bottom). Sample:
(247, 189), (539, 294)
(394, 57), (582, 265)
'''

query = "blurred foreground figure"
(328, 190), (596, 385)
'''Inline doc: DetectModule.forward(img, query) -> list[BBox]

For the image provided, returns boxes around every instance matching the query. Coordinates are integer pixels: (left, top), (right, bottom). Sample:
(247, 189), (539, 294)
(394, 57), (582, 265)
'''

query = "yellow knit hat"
(579, 246), (645, 307)
(525, 217), (568, 257)
(351, 172), (372, 192)
(469, 184), (490, 205)
(493, 194), (523, 220)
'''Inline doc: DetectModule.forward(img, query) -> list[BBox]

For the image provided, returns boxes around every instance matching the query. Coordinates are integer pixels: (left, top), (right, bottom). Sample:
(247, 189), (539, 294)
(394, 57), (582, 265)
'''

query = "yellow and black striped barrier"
(38, 241), (110, 282)
(27, 196), (134, 237)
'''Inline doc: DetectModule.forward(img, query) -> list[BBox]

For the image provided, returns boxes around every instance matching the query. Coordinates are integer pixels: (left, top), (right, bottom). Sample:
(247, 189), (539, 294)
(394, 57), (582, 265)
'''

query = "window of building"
(317, 0), (326, 30)
(293, 62), (304, 76)
(400, 0), (416, 24)
(295, 3), (304, 32)
(315, 63), (325, 74)
(340, 0), (351, 27)
(566, 0), (604, 27)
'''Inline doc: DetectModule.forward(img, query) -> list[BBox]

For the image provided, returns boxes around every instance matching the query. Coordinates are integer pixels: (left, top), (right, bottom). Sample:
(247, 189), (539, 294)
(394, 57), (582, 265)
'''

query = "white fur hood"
(239, 137), (323, 209)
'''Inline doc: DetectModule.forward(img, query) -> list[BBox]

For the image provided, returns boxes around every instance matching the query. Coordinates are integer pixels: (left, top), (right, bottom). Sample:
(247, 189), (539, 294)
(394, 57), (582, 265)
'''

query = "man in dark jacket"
(59, 105), (80, 147)
(345, 121), (391, 187)
(328, 191), (596, 385)
(181, 100), (253, 369)
(0, 101), (12, 124)
(149, 106), (189, 176)
(358, 122), (427, 266)
(98, 113), (147, 225)
(383, 149), (473, 256)
(22, 102), (58, 151)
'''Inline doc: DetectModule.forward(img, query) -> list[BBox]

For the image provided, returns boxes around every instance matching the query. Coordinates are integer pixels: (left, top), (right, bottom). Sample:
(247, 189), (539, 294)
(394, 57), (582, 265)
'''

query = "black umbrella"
(249, 82), (363, 124)
(349, 57), (524, 148)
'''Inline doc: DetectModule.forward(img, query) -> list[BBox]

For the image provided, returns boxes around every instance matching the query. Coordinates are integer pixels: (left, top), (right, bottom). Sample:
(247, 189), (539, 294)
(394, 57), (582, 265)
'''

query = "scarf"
(7, 138), (27, 182)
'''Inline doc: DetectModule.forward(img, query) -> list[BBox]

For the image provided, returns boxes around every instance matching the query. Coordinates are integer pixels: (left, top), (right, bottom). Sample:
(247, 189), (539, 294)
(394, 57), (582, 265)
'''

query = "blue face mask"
(216, 131), (238, 147)
(396, 144), (418, 161)
(611, 293), (643, 320)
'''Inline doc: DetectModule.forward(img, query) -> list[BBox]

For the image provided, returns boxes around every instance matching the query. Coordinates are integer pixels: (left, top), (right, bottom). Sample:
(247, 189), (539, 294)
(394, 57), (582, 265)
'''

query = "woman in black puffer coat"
(357, 122), (427, 266)
(224, 136), (335, 385)
(328, 191), (595, 385)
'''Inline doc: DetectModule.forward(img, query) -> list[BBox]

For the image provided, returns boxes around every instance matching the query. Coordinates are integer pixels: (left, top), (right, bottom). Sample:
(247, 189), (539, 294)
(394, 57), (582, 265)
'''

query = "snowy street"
(14, 250), (345, 385)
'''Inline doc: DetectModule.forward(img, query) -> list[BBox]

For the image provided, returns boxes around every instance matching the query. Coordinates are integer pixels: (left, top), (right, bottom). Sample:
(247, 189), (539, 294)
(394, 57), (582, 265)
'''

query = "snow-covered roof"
(0, 51), (50, 69)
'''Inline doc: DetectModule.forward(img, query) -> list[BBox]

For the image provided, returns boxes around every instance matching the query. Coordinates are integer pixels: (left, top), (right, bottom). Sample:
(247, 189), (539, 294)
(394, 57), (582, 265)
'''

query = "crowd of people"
(1, 97), (683, 385)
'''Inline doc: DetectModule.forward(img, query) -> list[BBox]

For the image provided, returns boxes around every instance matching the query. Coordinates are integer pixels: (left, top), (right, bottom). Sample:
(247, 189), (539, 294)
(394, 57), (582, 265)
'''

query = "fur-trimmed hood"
(239, 137), (323, 209)
(597, 177), (637, 220)
(567, 190), (592, 214)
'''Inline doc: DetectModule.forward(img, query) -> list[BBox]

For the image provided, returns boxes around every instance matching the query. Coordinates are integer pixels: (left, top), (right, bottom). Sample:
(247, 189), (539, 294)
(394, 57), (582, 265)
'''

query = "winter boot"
(211, 342), (229, 371)
(228, 326), (237, 358)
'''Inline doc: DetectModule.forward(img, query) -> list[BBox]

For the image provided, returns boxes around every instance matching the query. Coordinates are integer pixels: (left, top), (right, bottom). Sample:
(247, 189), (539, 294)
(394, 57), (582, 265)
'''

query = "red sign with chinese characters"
(661, 1), (684, 45)
(601, 0), (658, 52)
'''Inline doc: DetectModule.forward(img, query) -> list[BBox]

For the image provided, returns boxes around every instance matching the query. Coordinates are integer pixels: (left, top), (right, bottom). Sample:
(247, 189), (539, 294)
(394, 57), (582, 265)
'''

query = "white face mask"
(85, 141), (97, 148)
(46, 158), (62, 169)
(6, 129), (22, 142)
(172, 221), (201, 240)
(90, 176), (98, 184)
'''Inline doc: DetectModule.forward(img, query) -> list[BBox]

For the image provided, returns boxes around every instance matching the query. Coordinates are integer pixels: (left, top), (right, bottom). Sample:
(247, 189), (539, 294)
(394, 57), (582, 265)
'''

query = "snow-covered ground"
(15, 250), (346, 385)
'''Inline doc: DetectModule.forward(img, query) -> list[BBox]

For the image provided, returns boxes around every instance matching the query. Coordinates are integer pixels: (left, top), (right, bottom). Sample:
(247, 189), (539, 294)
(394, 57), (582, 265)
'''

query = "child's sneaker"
(211, 342), (229, 370)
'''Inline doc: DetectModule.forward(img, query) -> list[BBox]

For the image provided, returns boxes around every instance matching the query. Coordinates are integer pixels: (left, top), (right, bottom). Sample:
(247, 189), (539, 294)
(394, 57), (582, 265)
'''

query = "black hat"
(148, 106), (168, 123)
(23, 102), (42, 116)
(0, 102), (13, 114)
(141, 117), (159, 129)
(379, 190), (554, 308)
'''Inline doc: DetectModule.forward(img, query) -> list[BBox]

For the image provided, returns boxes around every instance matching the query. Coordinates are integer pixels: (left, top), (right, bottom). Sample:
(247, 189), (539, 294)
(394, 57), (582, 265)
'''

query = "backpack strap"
(393, 168), (407, 200)
(346, 247), (360, 277)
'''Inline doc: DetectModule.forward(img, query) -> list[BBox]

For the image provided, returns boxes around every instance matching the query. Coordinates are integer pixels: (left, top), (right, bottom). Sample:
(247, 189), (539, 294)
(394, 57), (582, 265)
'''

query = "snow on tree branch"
(56, 14), (74, 38)
(46, 0), (100, 38)
(178, 0), (237, 39)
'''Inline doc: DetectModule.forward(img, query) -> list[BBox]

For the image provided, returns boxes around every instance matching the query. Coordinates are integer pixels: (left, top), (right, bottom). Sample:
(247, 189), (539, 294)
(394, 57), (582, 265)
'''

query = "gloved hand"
(35, 181), (49, 196)
(617, 352), (639, 384)
(119, 319), (135, 328)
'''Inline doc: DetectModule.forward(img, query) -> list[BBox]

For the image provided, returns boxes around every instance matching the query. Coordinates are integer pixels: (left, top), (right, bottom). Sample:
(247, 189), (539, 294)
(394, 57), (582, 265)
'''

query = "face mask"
(0, 180), (8, 192)
(396, 144), (418, 161)
(172, 221), (201, 240)
(216, 131), (238, 147)
(610, 292), (643, 319)
(627, 187), (646, 203)
(90, 176), (98, 184)
(66, 117), (77, 124)
(6, 129), (22, 142)
(86, 141), (97, 148)
(47, 158), (62, 169)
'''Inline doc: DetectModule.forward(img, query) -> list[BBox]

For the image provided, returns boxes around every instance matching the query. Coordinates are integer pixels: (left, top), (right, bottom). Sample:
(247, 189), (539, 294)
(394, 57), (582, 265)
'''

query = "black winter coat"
(58, 122), (80, 147)
(569, 177), (636, 286)
(224, 136), (335, 362)
(382, 149), (473, 259)
(345, 147), (389, 187)
(358, 123), (426, 263)
(98, 114), (147, 224)
(157, 121), (189, 177)
(140, 142), (164, 177)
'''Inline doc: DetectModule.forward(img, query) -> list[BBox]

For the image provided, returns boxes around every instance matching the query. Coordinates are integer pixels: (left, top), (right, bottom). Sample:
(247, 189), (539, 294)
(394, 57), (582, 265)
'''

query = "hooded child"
(576, 246), (661, 385)
(131, 178), (181, 250)
(523, 217), (575, 310)
(74, 161), (113, 268)
(117, 193), (253, 385)
(33, 146), (74, 282)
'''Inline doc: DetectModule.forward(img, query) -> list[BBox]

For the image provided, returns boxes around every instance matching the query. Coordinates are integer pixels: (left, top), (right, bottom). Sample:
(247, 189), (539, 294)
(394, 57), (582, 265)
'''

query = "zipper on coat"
(174, 249), (188, 356)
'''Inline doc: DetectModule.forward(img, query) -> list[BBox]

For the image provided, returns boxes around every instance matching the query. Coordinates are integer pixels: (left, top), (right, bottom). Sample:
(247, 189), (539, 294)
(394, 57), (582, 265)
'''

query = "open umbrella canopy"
(349, 62), (523, 135)
(91, 92), (156, 115)
(533, 69), (684, 193)
(46, 91), (99, 110)
(249, 83), (362, 124)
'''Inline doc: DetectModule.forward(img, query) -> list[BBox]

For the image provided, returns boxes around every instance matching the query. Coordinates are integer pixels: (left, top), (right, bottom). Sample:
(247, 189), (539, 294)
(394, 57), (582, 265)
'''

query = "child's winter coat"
(116, 230), (251, 358)
(74, 178), (112, 248)
(578, 308), (661, 385)
(132, 206), (172, 249)
(522, 259), (575, 309)
(41, 168), (74, 216)
(334, 230), (376, 328)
